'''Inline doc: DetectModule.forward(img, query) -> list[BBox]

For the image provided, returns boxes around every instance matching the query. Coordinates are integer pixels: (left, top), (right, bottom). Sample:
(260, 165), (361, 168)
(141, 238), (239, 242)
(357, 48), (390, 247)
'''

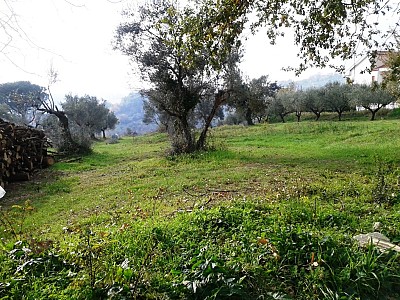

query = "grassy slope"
(1, 120), (400, 299)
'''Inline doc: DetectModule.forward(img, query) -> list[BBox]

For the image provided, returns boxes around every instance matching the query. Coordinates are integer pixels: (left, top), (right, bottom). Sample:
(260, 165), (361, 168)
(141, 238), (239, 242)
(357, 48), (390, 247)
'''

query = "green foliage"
(301, 87), (326, 121)
(227, 74), (280, 125)
(269, 86), (296, 123)
(371, 158), (400, 206)
(0, 240), (77, 299)
(62, 94), (117, 138)
(324, 82), (351, 121)
(0, 81), (46, 125)
(0, 201), (35, 245)
(387, 108), (400, 119)
(188, 0), (398, 74)
(350, 84), (397, 121)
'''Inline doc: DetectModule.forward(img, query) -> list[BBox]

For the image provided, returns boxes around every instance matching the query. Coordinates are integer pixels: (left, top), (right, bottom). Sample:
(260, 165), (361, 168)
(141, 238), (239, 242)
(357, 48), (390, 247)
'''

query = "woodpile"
(0, 118), (54, 187)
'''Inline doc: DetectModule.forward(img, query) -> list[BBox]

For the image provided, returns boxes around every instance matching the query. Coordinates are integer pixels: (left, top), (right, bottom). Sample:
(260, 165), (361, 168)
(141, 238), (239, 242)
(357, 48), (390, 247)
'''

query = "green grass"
(1, 120), (400, 299)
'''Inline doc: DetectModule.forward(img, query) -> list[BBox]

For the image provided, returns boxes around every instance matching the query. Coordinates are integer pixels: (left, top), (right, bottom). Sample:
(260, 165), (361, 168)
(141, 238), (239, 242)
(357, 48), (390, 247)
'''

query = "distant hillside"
(111, 93), (156, 135)
(279, 73), (346, 89)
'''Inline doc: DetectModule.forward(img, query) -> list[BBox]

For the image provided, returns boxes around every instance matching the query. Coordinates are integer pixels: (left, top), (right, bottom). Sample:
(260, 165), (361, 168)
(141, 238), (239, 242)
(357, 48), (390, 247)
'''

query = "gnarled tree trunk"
(196, 91), (229, 151)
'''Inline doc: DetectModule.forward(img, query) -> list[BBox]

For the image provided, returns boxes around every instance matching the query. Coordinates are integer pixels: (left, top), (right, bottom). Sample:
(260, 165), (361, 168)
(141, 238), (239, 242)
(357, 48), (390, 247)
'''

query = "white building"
(346, 51), (399, 110)
(346, 51), (390, 84)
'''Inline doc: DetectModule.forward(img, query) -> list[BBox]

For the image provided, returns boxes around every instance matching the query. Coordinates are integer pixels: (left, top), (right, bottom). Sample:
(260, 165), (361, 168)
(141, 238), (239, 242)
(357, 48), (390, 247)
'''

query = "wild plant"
(0, 201), (34, 249)
(372, 158), (399, 205)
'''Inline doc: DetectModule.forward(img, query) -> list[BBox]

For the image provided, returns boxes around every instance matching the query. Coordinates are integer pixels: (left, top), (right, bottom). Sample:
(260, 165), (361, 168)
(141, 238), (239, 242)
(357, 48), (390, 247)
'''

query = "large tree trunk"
(245, 107), (254, 126)
(38, 107), (79, 153)
(296, 111), (301, 122)
(370, 110), (377, 121)
(179, 116), (195, 153)
(196, 91), (229, 151)
(337, 110), (343, 121)
(55, 111), (77, 151)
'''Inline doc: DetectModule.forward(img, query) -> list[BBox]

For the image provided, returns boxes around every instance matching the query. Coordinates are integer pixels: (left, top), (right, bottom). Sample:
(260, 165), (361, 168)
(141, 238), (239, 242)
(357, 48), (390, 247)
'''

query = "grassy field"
(1, 120), (400, 299)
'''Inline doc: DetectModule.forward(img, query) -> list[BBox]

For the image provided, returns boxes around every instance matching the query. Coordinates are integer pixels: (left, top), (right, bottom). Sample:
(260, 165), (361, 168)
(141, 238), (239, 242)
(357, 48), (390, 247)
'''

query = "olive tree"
(249, 78), (280, 123)
(269, 87), (296, 123)
(291, 90), (306, 122)
(351, 83), (396, 121)
(324, 82), (351, 121)
(62, 95), (115, 139)
(230, 76), (280, 125)
(302, 87), (326, 121)
(101, 111), (119, 139)
(114, 0), (239, 154)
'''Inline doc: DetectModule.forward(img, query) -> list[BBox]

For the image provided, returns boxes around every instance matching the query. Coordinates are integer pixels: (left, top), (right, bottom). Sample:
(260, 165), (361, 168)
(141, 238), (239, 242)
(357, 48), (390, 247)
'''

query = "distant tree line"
(265, 82), (396, 123)
(0, 81), (118, 154)
(143, 73), (398, 132)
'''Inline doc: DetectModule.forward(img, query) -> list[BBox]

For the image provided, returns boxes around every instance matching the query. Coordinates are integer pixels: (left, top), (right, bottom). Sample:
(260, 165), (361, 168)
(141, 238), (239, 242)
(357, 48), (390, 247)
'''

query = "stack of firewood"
(0, 118), (54, 187)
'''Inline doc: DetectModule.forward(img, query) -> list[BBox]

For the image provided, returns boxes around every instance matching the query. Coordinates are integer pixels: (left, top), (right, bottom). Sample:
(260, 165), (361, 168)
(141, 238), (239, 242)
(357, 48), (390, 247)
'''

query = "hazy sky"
(0, 0), (347, 104)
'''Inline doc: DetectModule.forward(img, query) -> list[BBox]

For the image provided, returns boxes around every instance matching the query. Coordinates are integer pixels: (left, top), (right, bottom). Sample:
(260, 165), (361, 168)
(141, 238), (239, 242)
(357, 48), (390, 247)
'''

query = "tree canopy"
(186, 0), (399, 74)
(227, 75), (280, 125)
(324, 82), (351, 121)
(62, 94), (115, 139)
(351, 83), (396, 120)
(0, 81), (45, 125)
(302, 87), (326, 121)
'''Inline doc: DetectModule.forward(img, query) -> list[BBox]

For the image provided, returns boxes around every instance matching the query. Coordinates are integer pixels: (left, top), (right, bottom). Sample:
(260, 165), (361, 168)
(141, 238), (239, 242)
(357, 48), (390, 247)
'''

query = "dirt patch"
(0, 168), (64, 207)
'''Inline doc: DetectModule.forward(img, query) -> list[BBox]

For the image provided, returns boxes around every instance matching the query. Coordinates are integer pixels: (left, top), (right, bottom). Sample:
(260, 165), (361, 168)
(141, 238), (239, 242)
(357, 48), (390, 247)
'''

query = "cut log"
(43, 156), (55, 167)
(0, 118), (53, 185)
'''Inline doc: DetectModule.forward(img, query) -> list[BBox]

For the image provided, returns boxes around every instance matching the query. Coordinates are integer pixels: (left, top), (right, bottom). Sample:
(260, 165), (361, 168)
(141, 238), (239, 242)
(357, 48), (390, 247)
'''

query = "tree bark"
(179, 116), (195, 153)
(337, 110), (343, 121)
(370, 110), (377, 121)
(245, 107), (254, 126)
(296, 112), (301, 122)
(365, 105), (383, 121)
(38, 108), (78, 152)
(55, 111), (77, 150)
(196, 91), (229, 151)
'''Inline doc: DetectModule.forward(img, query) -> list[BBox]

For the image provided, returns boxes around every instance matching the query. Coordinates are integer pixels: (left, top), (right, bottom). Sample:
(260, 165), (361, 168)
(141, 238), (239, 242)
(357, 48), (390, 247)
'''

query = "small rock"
(353, 232), (400, 252)
(373, 221), (382, 232)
